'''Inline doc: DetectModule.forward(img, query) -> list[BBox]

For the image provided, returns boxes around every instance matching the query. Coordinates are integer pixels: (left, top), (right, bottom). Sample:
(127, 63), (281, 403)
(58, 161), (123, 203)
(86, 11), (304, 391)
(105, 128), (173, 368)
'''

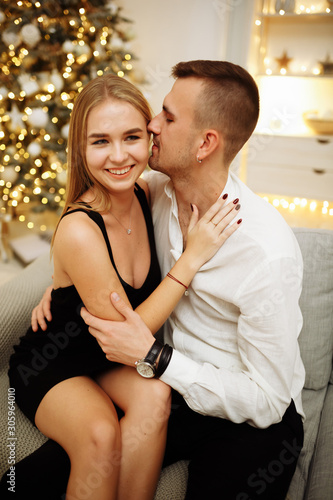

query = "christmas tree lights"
(0, 0), (135, 228)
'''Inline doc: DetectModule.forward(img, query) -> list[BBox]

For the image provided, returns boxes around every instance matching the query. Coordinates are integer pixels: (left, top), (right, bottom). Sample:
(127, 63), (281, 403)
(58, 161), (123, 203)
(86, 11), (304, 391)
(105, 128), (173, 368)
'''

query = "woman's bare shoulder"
(54, 210), (102, 250)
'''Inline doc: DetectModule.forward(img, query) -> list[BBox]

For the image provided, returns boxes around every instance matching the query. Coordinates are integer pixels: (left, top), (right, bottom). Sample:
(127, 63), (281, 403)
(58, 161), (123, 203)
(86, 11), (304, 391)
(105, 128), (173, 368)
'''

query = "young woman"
(8, 74), (240, 500)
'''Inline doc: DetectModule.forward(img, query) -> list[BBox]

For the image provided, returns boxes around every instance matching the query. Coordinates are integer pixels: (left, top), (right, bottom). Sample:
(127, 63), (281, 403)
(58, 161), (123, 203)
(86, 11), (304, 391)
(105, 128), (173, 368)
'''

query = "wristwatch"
(135, 339), (164, 378)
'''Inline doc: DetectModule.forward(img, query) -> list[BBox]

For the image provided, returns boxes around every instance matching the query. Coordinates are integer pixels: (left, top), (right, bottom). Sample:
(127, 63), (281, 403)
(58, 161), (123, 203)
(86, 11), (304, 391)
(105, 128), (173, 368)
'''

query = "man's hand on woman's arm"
(81, 292), (155, 366)
(31, 285), (53, 332)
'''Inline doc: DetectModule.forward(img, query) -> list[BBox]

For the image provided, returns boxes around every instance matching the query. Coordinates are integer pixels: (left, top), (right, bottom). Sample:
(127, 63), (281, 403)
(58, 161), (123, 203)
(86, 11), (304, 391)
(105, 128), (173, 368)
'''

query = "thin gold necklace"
(110, 196), (134, 235)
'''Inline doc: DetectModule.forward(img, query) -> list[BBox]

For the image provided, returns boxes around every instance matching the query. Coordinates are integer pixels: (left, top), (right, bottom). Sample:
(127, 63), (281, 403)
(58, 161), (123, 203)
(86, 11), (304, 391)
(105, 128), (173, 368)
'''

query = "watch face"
(136, 361), (155, 378)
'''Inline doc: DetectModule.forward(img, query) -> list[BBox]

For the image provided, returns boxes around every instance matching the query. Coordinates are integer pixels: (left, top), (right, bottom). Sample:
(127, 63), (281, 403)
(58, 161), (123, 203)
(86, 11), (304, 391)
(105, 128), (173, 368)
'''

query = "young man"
(2, 61), (305, 499)
(82, 60), (305, 499)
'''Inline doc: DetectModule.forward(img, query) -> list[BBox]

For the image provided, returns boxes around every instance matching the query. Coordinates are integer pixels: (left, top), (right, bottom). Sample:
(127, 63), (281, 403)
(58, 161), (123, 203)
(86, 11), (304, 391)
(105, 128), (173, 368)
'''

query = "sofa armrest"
(0, 252), (53, 371)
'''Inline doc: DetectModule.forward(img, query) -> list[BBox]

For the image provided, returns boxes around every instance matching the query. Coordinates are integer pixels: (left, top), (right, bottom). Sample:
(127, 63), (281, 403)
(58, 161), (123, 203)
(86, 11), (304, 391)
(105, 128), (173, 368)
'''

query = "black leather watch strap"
(156, 344), (173, 378)
(145, 339), (164, 365)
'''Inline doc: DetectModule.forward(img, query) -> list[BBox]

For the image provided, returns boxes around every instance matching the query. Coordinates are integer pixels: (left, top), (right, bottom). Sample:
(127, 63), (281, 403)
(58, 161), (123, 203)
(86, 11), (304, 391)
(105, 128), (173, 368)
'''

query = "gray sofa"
(0, 227), (332, 499)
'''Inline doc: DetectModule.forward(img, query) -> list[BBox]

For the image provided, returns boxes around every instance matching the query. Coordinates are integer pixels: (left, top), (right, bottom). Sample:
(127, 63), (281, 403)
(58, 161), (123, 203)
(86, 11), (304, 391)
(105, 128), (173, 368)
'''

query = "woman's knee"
(80, 416), (121, 462)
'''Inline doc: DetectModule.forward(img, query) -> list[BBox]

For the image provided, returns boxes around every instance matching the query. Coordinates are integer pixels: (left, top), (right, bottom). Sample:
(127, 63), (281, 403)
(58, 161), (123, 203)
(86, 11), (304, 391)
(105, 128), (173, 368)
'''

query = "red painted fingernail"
(222, 193), (228, 200)
(237, 218), (242, 224)
(233, 198), (239, 204)
(235, 204), (241, 211)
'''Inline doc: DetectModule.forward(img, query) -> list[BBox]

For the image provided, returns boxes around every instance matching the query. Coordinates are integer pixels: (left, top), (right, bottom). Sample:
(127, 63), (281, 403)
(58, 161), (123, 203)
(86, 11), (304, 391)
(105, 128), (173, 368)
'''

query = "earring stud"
(197, 155), (202, 164)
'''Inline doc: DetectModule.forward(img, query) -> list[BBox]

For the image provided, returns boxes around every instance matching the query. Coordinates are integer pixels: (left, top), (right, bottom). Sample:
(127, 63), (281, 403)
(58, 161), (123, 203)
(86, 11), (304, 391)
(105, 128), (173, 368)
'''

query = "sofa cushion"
(154, 460), (188, 500)
(287, 386), (327, 499)
(304, 383), (333, 500)
(0, 251), (53, 372)
(0, 372), (47, 471)
(293, 229), (333, 391)
(0, 252), (52, 476)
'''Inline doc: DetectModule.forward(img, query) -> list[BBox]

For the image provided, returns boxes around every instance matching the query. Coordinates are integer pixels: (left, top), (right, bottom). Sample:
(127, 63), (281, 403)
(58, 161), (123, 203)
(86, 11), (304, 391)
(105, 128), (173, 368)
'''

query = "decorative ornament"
(284, 0), (295, 12)
(8, 104), (25, 132)
(0, 10), (5, 23)
(2, 29), (21, 48)
(109, 35), (124, 50)
(106, 2), (119, 15)
(38, 72), (51, 89)
(75, 43), (92, 57)
(275, 0), (283, 11)
(1, 166), (19, 184)
(62, 40), (75, 53)
(275, 51), (293, 72)
(61, 123), (70, 139)
(26, 107), (49, 128)
(57, 170), (67, 187)
(90, 64), (97, 79)
(50, 69), (64, 92)
(5, 146), (16, 156)
(303, 110), (333, 135)
(75, 44), (92, 65)
(27, 141), (42, 157)
(18, 74), (39, 96)
(20, 23), (41, 48)
(0, 87), (8, 99)
(275, 0), (295, 12)
(318, 54), (333, 75)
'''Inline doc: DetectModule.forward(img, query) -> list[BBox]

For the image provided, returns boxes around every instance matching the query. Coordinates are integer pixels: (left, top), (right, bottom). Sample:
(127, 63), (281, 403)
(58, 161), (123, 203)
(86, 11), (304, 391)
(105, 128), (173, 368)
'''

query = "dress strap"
(134, 182), (157, 255)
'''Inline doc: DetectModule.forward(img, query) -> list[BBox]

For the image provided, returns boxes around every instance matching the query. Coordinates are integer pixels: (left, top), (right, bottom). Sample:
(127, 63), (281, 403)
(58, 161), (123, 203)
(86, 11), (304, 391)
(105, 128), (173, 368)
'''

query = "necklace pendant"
(127, 229), (132, 235)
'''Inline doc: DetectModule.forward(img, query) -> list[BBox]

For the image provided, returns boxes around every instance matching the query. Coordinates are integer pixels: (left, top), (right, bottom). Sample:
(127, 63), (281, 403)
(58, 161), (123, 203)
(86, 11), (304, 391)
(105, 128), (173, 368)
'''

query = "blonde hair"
(52, 74), (152, 247)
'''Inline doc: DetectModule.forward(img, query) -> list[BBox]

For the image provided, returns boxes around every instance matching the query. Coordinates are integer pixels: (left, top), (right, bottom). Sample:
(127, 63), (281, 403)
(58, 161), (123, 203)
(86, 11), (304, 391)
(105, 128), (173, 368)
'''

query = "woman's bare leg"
(96, 366), (171, 500)
(35, 376), (121, 500)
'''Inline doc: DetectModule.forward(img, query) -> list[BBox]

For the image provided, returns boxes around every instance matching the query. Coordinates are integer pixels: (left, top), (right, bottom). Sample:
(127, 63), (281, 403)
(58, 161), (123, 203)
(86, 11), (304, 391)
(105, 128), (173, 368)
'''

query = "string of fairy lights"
(261, 196), (333, 218)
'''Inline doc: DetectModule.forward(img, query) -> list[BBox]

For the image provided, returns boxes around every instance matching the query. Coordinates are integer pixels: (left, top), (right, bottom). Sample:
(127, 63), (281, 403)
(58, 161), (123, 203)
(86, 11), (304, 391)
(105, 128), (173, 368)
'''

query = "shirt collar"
(164, 172), (237, 207)
(164, 178), (174, 199)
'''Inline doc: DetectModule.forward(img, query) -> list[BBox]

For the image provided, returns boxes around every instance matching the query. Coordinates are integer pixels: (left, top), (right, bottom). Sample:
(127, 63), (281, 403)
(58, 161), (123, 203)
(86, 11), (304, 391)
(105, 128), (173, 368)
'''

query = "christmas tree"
(0, 0), (135, 231)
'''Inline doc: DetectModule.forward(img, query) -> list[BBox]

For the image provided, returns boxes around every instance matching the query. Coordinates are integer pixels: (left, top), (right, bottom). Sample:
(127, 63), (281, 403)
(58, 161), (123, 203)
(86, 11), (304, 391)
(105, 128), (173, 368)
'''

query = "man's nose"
(148, 113), (162, 134)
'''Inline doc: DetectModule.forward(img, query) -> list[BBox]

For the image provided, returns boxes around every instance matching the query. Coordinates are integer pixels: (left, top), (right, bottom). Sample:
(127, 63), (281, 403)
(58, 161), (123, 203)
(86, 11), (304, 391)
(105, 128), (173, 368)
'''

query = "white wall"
(118, 0), (237, 114)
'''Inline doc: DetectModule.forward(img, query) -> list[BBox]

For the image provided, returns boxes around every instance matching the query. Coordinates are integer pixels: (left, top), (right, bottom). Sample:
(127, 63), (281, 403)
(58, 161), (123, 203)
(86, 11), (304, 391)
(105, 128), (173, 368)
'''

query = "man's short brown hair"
(172, 60), (259, 166)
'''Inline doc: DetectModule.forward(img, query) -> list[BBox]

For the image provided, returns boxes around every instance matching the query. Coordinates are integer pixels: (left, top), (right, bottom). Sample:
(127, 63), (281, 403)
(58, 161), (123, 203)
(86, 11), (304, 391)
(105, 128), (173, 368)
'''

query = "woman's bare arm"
(32, 197), (240, 332)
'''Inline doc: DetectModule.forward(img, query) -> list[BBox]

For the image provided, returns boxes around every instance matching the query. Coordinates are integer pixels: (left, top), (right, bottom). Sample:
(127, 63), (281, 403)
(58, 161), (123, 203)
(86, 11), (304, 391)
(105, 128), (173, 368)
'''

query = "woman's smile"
(106, 165), (133, 176)
(86, 98), (150, 193)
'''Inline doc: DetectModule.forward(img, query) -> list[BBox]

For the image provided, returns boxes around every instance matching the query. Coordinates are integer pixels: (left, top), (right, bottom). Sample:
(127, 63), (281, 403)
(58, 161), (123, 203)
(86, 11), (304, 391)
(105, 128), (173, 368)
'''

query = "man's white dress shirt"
(145, 170), (305, 429)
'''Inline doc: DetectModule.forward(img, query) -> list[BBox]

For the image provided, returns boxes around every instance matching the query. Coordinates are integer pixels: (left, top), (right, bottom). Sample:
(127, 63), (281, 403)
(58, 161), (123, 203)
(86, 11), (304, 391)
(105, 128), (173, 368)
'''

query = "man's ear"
(197, 130), (221, 161)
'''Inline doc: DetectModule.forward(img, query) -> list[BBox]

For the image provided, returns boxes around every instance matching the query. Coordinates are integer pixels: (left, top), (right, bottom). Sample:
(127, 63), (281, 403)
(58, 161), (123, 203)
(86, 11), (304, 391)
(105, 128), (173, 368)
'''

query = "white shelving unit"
(245, 0), (333, 204)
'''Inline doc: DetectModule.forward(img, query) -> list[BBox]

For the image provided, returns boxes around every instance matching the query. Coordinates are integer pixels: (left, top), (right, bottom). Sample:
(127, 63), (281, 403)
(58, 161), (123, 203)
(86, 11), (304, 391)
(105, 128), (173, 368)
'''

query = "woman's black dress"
(8, 183), (161, 424)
